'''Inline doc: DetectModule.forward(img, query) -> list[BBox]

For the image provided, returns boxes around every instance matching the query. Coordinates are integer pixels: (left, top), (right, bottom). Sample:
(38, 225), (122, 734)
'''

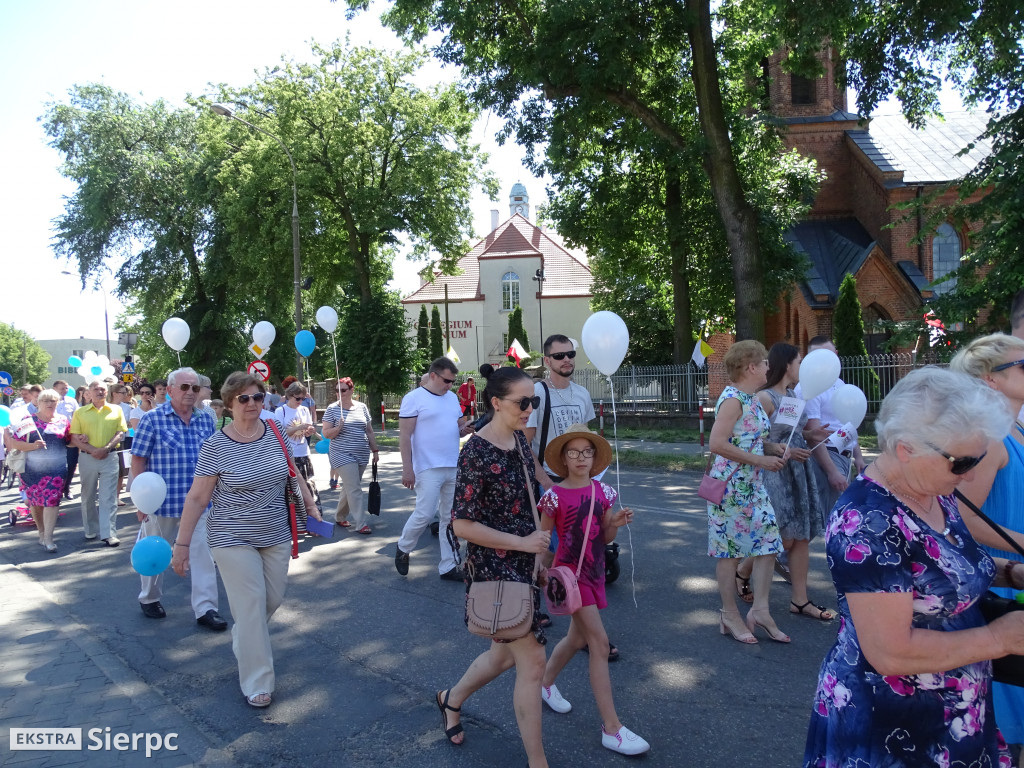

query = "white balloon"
(831, 384), (868, 428)
(252, 321), (276, 349)
(161, 317), (190, 352)
(82, 350), (99, 361)
(582, 311), (630, 376)
(799, 348), (841, 401)
(315, 306), (339, 334)
(130, 471), (168, 516)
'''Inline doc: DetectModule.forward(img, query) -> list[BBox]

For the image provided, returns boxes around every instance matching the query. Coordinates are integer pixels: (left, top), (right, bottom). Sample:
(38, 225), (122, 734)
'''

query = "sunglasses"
(503, 395), (541, 411)
(565, 447), (595, 459)
(176, 384), (201, 393)
(435, 374), (456, 385)
(549, 350), (576, 361)
(235, 392), (266, 404)
(927, 443), (987, 475)
(992, 358), (1024, 373)
(337, 387), (350, 393)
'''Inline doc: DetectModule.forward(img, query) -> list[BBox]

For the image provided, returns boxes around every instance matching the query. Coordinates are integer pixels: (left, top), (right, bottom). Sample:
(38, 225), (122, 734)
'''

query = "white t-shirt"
(796, 378), (859, 449)
(274, 403), (312, 457)
(398, 386), (462, 472)
(526, 380), (596, 474)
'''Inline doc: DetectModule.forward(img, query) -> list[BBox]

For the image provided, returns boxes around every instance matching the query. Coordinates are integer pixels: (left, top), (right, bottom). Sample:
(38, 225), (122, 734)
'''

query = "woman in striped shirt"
(323, 377), (379, 534)
(171, 371), (319, 709)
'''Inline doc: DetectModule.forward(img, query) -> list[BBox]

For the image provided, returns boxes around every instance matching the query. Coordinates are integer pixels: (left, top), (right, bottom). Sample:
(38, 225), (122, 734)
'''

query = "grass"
(612, 427), (703, 442)
(614, 450), (706, 473)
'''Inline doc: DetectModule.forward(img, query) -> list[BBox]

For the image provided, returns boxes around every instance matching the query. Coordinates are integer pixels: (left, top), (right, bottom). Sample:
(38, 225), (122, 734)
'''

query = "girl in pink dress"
(536, 424), (649, 756)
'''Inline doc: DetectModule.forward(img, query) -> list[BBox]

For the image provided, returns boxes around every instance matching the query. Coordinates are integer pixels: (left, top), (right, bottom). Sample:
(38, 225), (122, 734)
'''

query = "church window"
(791, 74), (815, 105)
(501, 271), (520, 310)
(931, 223), (961, 295)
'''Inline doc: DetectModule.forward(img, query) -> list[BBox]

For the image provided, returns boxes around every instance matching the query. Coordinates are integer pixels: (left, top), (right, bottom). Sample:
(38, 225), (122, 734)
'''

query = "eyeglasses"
(565, 448), (595, 459)
(503, 395), (541, 411)
(176, 384), (201, 393)
(992, 358), (1024, 373)
(235, 393), (266, 404)
(926, 443), (987, 475)
(549, 350), (576, 361)
(435, 374), (456, 385)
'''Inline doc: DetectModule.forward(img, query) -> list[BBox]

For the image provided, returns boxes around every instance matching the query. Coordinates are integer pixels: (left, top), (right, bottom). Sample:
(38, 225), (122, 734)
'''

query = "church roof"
(402, 214), (593, 303)
(847, 111), (992, 184)
(785, 219), (876, 308)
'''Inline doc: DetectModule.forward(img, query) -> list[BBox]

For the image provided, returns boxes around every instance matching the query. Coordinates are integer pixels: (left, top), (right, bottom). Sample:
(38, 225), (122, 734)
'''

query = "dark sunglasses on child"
(503, 395), (541, 411)
(236, 392), (267, 404)
(549, 350), (576, 361)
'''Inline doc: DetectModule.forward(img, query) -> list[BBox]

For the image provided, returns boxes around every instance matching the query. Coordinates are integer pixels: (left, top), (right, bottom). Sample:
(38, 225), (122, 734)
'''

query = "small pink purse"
(697, 455), (739, 505)
(545, 482), (597, 616)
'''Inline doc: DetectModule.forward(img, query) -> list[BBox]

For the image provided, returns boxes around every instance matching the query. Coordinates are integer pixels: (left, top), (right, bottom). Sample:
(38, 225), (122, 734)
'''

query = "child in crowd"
(210, 399), (232, 430)
(536, 424), (649, 756)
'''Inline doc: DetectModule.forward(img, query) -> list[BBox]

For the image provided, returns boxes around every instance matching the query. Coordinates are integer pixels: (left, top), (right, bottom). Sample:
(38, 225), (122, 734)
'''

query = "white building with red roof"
(402, 185), (594, 371)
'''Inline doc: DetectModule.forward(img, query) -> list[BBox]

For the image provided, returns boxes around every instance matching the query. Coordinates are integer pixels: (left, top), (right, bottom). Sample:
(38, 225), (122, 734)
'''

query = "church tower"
(509, 182), (530, 219)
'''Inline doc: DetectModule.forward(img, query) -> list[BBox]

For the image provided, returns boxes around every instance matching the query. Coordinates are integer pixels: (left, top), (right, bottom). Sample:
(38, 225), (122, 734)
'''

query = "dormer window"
(501, 271), (520, 311)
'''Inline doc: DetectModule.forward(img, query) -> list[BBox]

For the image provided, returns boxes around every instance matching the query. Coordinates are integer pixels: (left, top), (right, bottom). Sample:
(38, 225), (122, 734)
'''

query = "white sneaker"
(541, 684), (571, 713)
(602, 725), (650, 755)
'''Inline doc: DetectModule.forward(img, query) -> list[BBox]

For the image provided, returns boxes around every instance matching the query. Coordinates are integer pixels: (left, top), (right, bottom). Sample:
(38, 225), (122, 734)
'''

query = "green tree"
(833, 274), (880, 401)
(0, 324), (50, 387)
(429, 305), (444, 361)
(416, 304), (430, 374)
(506, 306), (530, 364)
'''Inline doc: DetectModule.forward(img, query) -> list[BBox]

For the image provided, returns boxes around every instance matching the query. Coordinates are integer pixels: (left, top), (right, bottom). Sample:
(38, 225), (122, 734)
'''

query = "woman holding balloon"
(323, 377), (378, 534)
(707, 340), (789, 644)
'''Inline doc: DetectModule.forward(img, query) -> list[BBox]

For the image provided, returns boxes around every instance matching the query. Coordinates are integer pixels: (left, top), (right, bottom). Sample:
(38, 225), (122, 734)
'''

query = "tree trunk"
(664, 169), (694, 364)
(685, 0), (765, 342)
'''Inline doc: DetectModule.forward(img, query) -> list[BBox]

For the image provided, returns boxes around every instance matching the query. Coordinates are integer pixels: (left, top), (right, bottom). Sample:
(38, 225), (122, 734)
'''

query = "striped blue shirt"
(323, 401), (371, 467)
(131, 403), (215, 517)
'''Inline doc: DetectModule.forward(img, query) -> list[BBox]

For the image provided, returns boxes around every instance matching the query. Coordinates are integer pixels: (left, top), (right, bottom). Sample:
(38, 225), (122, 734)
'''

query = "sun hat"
(544, 423), (612, 478)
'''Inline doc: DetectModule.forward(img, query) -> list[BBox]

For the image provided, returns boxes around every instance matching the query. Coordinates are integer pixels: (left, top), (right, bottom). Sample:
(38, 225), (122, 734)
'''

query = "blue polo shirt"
(131, 402), (215, 517)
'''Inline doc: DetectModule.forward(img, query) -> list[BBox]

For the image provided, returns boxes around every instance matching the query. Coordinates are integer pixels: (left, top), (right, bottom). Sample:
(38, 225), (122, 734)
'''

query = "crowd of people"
(9, 295), (1024, 765)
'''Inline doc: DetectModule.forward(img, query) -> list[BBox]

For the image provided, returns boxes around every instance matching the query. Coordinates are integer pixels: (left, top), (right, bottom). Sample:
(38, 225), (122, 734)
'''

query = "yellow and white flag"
(445, 345), (461, 365)
(691, 338), (714, 368)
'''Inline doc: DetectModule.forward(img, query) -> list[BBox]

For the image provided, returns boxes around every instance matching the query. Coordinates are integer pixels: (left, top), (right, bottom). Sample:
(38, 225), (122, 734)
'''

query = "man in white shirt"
(524, 334), (596, 490)
(396, 357), (472, 580)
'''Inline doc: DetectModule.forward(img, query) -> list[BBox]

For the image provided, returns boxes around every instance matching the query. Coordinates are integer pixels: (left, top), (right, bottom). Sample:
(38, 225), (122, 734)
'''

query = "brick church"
(757, 49), (991, 353)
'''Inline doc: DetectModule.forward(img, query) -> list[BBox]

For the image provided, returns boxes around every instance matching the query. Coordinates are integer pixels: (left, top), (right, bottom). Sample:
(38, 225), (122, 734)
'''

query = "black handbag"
(954, 489), (1024, 686)
(367, 462), (381, 516)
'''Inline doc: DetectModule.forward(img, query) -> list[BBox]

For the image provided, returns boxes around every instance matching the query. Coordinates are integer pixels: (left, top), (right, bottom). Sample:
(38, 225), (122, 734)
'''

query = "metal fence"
(366, 351), (953, 417)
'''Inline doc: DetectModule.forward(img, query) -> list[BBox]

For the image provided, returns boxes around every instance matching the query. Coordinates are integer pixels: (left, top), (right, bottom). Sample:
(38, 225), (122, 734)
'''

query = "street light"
(211, 103), (303, 374)
(533, 267), (545, 357)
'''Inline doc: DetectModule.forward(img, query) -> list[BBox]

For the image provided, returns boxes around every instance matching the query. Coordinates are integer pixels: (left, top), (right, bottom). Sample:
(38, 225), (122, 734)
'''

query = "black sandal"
(735, 572), (754, 603)
(790, 600), (835, 622)
(435, 689), (464, 745)
(581, 642), (620, 662)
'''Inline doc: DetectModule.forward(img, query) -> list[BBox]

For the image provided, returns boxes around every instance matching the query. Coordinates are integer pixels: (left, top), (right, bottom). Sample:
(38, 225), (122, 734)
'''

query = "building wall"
(36, 338), (127, 389)
(785, 123), (857, 217)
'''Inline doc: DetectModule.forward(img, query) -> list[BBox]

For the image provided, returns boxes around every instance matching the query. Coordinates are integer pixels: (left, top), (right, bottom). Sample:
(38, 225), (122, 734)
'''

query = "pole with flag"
(691, 338), (714, 368)
(506, 338), (529, 367)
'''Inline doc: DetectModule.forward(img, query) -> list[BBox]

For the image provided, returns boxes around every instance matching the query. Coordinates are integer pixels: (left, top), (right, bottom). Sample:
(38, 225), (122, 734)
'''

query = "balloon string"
(606, 374), (637, 610)
(331, 332), (340, 381)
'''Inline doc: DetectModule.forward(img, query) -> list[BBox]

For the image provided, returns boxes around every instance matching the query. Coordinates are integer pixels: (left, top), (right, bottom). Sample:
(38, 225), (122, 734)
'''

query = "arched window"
(931, 223), (961, 295)
(791, 74), (816, 105)
(501, 271), (520, 311)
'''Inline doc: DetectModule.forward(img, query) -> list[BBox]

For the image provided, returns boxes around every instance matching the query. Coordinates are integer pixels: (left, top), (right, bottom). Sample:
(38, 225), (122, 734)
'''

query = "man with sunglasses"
(71, 379), (128, 545)
(130, 367), (224, 630)
(396, 357), (472, 580)
(525, 334), (596, 491)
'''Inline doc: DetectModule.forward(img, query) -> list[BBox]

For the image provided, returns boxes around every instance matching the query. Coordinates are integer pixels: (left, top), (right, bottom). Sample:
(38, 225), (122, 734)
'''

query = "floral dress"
(707, 386), (781, 558)
(453, 431), (543, 639)
(15, 414), (71, 507)
(804, 476), (1011, 768)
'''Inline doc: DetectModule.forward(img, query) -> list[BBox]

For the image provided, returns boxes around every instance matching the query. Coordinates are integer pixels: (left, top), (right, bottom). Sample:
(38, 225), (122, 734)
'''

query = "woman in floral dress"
(805, 368), (1024, 767)
(435, 366), (552, 768)
(4, 389), (71, 552)
(707, 340), (788, 644)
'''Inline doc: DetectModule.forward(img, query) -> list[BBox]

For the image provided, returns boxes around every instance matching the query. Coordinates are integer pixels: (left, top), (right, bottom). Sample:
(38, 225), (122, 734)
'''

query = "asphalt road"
(0, 448), (839, 767)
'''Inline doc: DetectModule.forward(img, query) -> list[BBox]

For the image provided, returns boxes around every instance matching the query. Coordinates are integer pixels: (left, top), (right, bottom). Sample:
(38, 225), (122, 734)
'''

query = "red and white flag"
(924, 310), (948, 348)
(507, 338), (529, 367)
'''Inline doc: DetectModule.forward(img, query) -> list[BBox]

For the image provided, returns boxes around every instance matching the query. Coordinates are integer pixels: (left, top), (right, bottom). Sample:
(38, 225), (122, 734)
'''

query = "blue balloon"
(315, 438), (330, 454)
(90, 365), (103, 376)
(67, 356), (83, 368)
(0, 405), (10, 428)
(130, 536), (173, 577)
(294, 330), (316, 357)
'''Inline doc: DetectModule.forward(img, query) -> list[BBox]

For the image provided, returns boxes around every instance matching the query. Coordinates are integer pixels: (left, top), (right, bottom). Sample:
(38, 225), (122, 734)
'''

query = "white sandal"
(247, 692), (272, 708)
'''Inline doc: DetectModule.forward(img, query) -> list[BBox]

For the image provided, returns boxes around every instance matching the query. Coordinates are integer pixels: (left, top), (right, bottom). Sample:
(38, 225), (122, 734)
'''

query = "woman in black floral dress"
(435, 366), (552, 768)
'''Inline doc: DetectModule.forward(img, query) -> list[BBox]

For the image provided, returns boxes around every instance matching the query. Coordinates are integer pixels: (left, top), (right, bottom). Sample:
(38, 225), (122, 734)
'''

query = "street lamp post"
(533, 268), (545, 357)
(212, 103), (303, 374)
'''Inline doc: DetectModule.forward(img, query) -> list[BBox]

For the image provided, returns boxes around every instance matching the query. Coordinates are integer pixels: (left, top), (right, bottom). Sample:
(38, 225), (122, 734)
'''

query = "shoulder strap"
(954, 489), (1024, 559)
(267, 420), (297, 480)
(572, 481), (598, 577)
(538, 381), (552, 465)
(516, 433), (542, 581)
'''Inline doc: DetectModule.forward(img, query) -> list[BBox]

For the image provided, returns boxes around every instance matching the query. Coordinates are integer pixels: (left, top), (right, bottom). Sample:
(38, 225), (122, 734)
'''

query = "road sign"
(248, 342), (267, 360)
(121, 361), (135, 374)
(0, 371), (12, 388)
(122, 374), (134, 384)
(1, 387), (13, 396)
(247, 360), (271, 382)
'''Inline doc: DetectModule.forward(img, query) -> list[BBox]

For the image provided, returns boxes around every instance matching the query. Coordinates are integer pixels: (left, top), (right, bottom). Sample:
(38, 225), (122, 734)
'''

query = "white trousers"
(138, 511), (218, 617)
(397, 466), (458, 574)
(212, 542), (290, 699)
(334, 462), (367, 529)
(78, 453), (119, 538)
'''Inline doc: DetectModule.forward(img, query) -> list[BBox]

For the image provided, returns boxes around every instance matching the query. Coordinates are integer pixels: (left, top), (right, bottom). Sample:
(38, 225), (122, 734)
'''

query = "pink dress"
(538, 481), (617, 609)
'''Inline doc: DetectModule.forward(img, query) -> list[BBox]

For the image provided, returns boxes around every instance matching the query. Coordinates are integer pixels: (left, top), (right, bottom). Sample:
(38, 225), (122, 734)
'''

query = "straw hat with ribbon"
(544, 423), (613, 478)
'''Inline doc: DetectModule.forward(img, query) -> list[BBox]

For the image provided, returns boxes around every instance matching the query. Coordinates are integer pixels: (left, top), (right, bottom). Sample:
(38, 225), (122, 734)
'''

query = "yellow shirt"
(70, 403), (128, 448)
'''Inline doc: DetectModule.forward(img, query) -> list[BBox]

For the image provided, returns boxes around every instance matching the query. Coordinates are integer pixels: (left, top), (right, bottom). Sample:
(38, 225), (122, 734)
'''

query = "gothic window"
(791, 74), (816, 105)
(501, 271), (520, 310)
(931, 223), (962, 295)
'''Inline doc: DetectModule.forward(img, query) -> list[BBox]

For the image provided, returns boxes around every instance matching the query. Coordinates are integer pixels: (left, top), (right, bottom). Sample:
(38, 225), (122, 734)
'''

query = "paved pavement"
(0, 444), (840, 767)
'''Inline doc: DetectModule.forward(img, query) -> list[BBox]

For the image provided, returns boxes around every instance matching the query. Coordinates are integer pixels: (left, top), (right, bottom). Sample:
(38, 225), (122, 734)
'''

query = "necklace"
(873, 462), (949, 536)
(548, 379), (571, 405)
(233, 422), (262, 440)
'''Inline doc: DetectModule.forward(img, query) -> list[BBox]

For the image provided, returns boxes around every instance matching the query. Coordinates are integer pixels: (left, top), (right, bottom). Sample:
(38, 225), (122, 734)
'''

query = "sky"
(0, 0), (545, 342)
